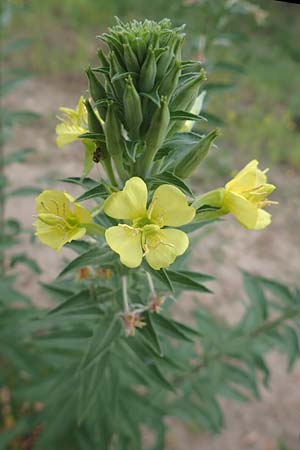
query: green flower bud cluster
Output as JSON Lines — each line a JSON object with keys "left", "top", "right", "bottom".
{"left": 84, "top": 18, "right": 216, "bottom": 180}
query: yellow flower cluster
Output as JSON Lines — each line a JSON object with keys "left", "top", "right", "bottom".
{"left": 34, "top": 156, "right": 276, "bottom": 269}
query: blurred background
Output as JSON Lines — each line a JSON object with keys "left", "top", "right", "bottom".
{"left": 1, "top": 0, "right": 300, "bottom": 448}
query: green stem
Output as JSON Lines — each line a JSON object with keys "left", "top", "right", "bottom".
{"left": 113, "top": 154, "right": 127, "bottom": 182}
{"left": 0, "top": 137, "right": 5, "bottom": 274}
{"left": 102, "top": 156, "right": 118, "bottom": 187}
{"left": 122, "top": 276, "right": 129, "bottom": 313}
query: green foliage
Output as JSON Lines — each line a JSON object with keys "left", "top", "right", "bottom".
{"left": 2, "top": 266, "right": 300, "bottom": 449}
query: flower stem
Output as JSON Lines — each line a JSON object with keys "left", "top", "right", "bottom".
{"left": 122, "top": 276, "right": 130, "bottom": 313}
{"left": 0, "top": 138, "right": 5, "bottom": 274}
{"left": 146, "top": 272, "right": 156, "bottom": 297}
{"left": 102, "top": 156, "right": 118, "bottom": 187}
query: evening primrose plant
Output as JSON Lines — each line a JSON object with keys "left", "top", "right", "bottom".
{"left": 34, "top": 16, "right": 277, "bottom": 332}
{"left": 24, "top": 19, "right": 293, "bottom": 450}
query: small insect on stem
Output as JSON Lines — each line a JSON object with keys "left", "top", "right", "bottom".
{"left": 93, "top": 147, "right": 103, "bottom": 163}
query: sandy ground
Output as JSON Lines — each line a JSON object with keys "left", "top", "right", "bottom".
{"left": 4, "top": 78, "right": 300, "bottom": 450}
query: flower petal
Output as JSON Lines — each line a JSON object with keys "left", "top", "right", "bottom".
{"left": 148, "top": 184, "right": 195, "bottom": 227}
{"left": 73, "top": 203, "right": 93, "bottom": 224}
{"left": 55, "top": 123, "right": 86, "bottom": 148}
{"left": 145, "top": 228, "right": 189, "bottom": 270}
{"left": 105, "top": 225, "right": 143, "bottom": 268}
{"left": 254, "top": 209, "right": 272, "bottom": 230}
{"left": 225, "top": 160, "right": 259, "bottom": 192}
{"left": 104, "top": 177, "right": 148, "bottom": 220}
{"left": 225, "top": 191, "right": 259, "bottom": 229}
{"left": 34, "top": 222, "right": 85, "bottom": 251}
{"left": 35, "top": 190, "right": 72, "bottom": 216}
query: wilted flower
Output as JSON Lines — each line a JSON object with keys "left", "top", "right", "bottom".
{"left": 122, "top": 312, "right": 146, "bottom": 336}
{"left": 104, "top": 177, "right": 195, "bottom": 269}
{"left": 33, "top": 190, "right": 92, "bottom": 250}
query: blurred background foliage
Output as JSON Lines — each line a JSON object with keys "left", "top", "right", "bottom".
{"left": 7, "top": 0, "right": 300, "bottom": 168}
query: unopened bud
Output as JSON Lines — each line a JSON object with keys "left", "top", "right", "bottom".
{"left": 123, "top": 76, "right": 143, "bottom": 139}
{"left": 175, "top": 129, "right": 219, "bottom": 179}
{"left": 139, "top": 46, "right": 157, "bottom": 93}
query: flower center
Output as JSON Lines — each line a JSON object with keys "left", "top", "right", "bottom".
{"left": 132, "top": 216, "right": 153, "bottom": 228}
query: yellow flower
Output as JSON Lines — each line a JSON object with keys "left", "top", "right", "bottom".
{"left": 56, "top": 96, "right": 88, "bottom": 148}
{"left": 104, "top": 177, "right": 195, "bottom": 269}
{"left": 194, "top": 160, "right": 276, "bottom": 230}
{"left": 224, "top": 160, "right": 276, "bottom": 229}
{"left": 33, "top": 190, "right": 93, "bottom": 251}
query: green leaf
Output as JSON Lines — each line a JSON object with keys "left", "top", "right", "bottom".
{"left": 0, "top": 74, "right": 30, "bottom": 96}
{"left": 7, "top": 186, "right": 41, "bottom": 197}
{"left": 214, "top": 61, "right": 245, "bottom": 74}
{"left": 170, "top": 110, "right": 206, "bottom": 122}
{"left": 148, "top": 171, "right": 194, "bottom": 197}
{"left": 205, "top": 82, "right": 235, "bottom": 92}
{"left": 76, "top": 184, "right": 109, "bottom": 202}
{"left": 81, "top": 317, "right": 122, "bottom": 368}
{"left": 256, "top": 275, "right": 294, "bottom": 305}
{"left": 10, "top": 253, "right": 42, "bottom": 274}
{"left": 243, "top": 271, "right": 268, "bottom": 321}
{"left": 151, "top": 313, "right": 195, "bottom": 342}
{"left": 79, "top": 131, "right": 106, "bottom": 142}
{"left": 49, "top": 287, "right": 115, "bottom": 316}
{"left": 138, "top": 312, "right": 163, "bottom": 356}
{"left": 166, "top": 269, "right": 212, "bottom": 293}
{"left": 201, "top": 112, "right": 225, "bottom": 126}
{"left": 4, "top": 147, "right": 35, "bottom": 165}
{"left": 180, "top": 218, "right": 219, "bottom": 233}
{"left": 284, "top": 326, "right": 299, "bottom": 371}
{"left": 59, "top": 176, "right": 98, "bottom": 189}
{"left": 155, "top": 131, "right": 202, "bottom": 161}
{"left": 144, "top": 264, "right": 174, "bottom": 292}
{"left": 58, "top": 246, "right": 117, "bottom": 278}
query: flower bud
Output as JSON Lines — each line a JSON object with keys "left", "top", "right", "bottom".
{"left": 175, "top": 129, "right": 219, "bottom": 179}
{"left": 85, "top": 66, "right": 106, "bottom": 102}
{"left": 84, "top": 99, "right": 104, "bottom": 135}
{"left": 170, "top": 69, "right": 206, "bottom": 112}
{"left": 123, "top": 42, "right": 140, "bottom": 73}
{"left": 109, "top": 51, "right": 126, "bottom": 100}
{"left": 123, "top": 76, "right": 143, "bottom": 139}
{"left": 143, "top": 96, "right": 170, "bottom": 171}
{"left": 139, "top": 46, "right": 157, "bottom": 93}
{"left": 158, "top": 59, "right": 181, "bottom": 99}
{"left": 104, "top": 101, "right": 127, "bottom": 179}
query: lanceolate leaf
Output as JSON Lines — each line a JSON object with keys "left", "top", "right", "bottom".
{"left": 148, "top": 171, "right": 194, "bottom": 197}
{"left": 76, "top": 183, "right": 109, "bottom": 202}
{"left": 57, "top": 246, "right": 117, "bottom": 278}
{"left": 166, "top": 269, "right": 212, "bottom": 293}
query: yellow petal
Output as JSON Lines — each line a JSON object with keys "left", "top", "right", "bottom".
{"left": 104, "top": 177, "right": 148, "bottom": 220}
{"left": 55, "top": 123, "right": 86, "bottom": 148}
{"left": 35, "top": 190, "right": 72, "bottom": 216}
{"left": 34, "top": 222, "right": 85, "bottom": 251}
{"left": 148, "top": 184, "right": 195, "bottom": 227}
{"left": 73, "top": 203, "right": 93, "bottom": 224}
{"left": 105, "top": 225, "right": 143, "bottom": 268}
{"left": 225, "top": 160, "right": 259, "bottom": 192}
{"left": 254, "top": 209, "right": 272, "bottom": 230}
{"left": 145, "top": 228, "right": 189, "bottom": 270}
{"left": 224, "top": 191, "right": 259, "bottom": 229}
